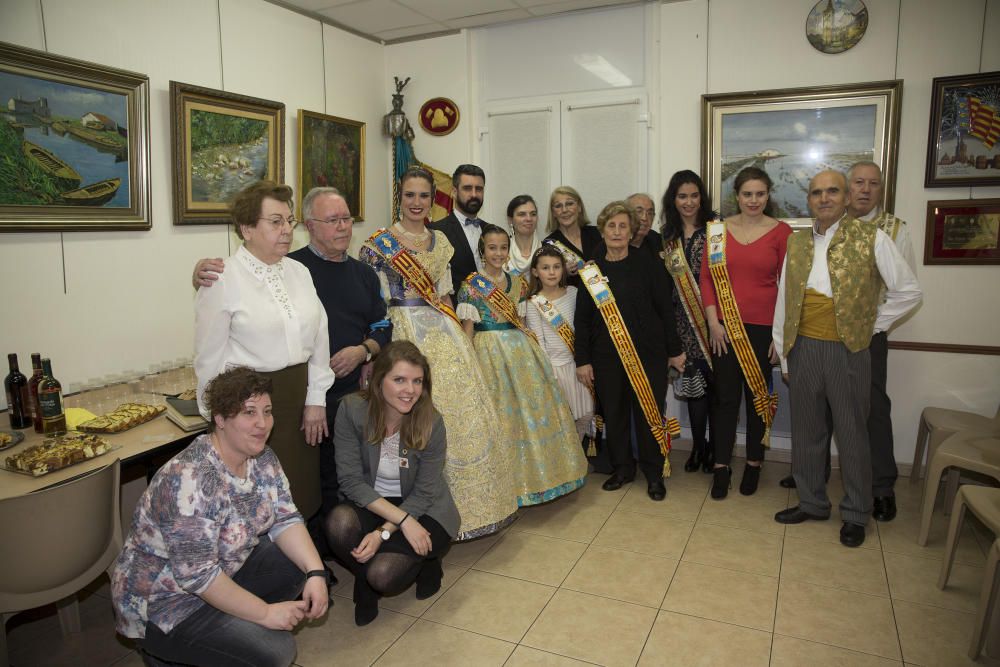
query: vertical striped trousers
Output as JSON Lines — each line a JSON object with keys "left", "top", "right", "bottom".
{"left": 788, "top": 336, "right": 872, "bottom": 525}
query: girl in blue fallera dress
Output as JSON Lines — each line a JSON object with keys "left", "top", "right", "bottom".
{"left": 457, "top": 224, "right": 588, "bottom": 506}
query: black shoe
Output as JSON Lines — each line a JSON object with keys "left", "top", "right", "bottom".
{"left": 647, "top": 480, "right": 667, "bottom": 501}
{"left": 415, "top": 559, "right": 443, "bottom": 600}
{"left": 710, "top": 466, "right": 731, "bottom": 500}
{"left": 873, "top": 496, "right": 897, "bottom": 522}
{"left": 602, "top": 471, "right": 635, "bottom": 491}
{"left": 739, "top": 464, "right": 761, "bottom": 496}
{"left": 353, "top": 577, "right": 380, "bottom": 626}
{"left": 779, "top": 474, "right": 796, "bottom": 489}
{"left": 774, "top": 506, "right": 830, "bottom": 524}
{"left": 684, "top": 446, "right": 702, "bottom": 472}
{"left": 840, "top": 522, "right": 866, "bottom": 548}
{"left": 701, "top": 442, "right": 715, "bottom": 474}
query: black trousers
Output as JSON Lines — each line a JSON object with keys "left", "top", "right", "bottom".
{"left": 711, "top": 323, "right": 773, "bottom": 466}
{"left": 868, "top": 332, "right": 897, "bottom": 496}
{"left": 320, "top": 395, "right": 345, "bottom": 515}
{"left": 593, "top": 352, "right": 668, "bottom": 483}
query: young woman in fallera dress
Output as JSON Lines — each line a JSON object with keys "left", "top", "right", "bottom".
{"left": 358, "top": 166, "right": 517, "bottom": 540}
{"left": 457, "top": 224, "right": 588, "bottom": 506}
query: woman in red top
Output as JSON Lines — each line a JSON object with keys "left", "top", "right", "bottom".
{"left": 700, "top": 167, "right": 792, "bottom": 499}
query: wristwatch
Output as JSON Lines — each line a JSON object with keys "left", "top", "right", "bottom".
{"left": 361, "top": 341, "right": 374, "bottom": 363}
{"left": 378, "top": 528, "right": 392, "bottom": 541}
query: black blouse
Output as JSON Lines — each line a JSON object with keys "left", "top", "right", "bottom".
{"left": 574, "top": 248, "right": 682, "bottom": 367}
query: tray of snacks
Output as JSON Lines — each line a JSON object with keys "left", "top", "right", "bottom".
{"left": 0, "top": 430, "right": 26, "bottom": 451}
{"left": 4, "top": 432, "right": 118, "bottom": 477}
{"left": 77, "top": 402, "right": 167, "bottom": 433}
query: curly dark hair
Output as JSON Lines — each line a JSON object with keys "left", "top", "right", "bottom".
{"left": 203, "top": 367, "right": 273, "bottom": 432}
{"left": 230, "top": 180, "right": 294, "bottom": 240}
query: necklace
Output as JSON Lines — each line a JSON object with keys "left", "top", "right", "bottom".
{"left": 393, "top": 221, "right": 430, "bottom": 241}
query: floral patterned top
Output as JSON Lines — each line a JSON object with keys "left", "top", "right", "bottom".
{"left": 110, "top": 435, "right": 302, "bottom": 638}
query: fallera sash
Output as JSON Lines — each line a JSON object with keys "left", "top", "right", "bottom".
{"left": 368, "top": 228, "right": 461, "bottom": 325}
{"left": 580, "top": 262, "right": 680, "bottom": 476}
{"left": 530, "top": 292, "right": 605, "bottom": 450}
{"left": 544, "top": 239, "right": 585, "bottom": 272}
{"left": 663, "top": 237, "right": 713, "bottom": 369}
{"left": 464, "top": 272, "right": 537, "bottom": 342}
{"left": 706, "top": 221, "right": 777, "bottom": 446}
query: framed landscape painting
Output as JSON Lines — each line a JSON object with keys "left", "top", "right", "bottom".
{"left": 925, "top": 71, "right": 1000, "bottom": 188}
{"left": 297, "top": 109, "right": 364, "bottom": 221}
{"left": 170, "top": 81, "right": 284, "bottom": 225}
{"left": 0, "top": 41, "right": 151, "bottom": 232}
{"left": 702, "top": 80, "right": 902, "bottom": 227}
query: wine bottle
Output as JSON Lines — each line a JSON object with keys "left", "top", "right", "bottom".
{"left": 27, "top": 352, "right": 44, "bottom": 433}
{"left": 4, "top": 353, "right": 31, "bottom": 429}
{"left": 38, "top": 357, "right": 67, "bottom": 435}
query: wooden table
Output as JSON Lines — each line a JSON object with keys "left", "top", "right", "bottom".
{"left": 0, "top": 416, "right": 202, "bottom": 500}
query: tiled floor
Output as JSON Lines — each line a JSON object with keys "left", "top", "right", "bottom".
{"left": 7, "top": 457, "right": 999, "bottom": 667}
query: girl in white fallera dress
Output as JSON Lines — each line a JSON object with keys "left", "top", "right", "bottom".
{"left": 523, "top": 244, "right": 595, "bottom": 440}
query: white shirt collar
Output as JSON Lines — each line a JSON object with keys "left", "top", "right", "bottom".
{"left": 858, "top": 207, "right": 881, "bottom": 222}
{"left": 236, "top": 245, "right": 283, "bottom": 282}
{"left": 813, "top": 213, "right": 847, "bottom": 239}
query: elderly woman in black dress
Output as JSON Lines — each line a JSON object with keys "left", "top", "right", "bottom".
{"left": 574, "top": 201, "right": 686, "bottom": 500}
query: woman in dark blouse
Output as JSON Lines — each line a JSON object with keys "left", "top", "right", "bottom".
{"left": 660, "top": 170, "right": 717, "bottom": 474}
{"left": 575, "top": 201, "right": 686, "bottom": 501}
{"left": 543, "top": 186, "right": 603, "bottom": 280}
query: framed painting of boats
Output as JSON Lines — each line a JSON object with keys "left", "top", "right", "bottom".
{"left": 170, "top": 81, "right": 285, "bottom": 225}
{"left": 925, "top": 71, "right": 1000, "bottom": 188}
{"left": 297, "top": 109, "right": 364, "bottom": 222}
{"left": 0, "top": 41, "right": 151, "bottom": 232}
{"left": 701, "top": 80, "right": 902, "bottom": 227}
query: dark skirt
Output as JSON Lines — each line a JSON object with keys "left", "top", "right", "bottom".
{"left": 261, "top": 363, "right": 320, "bottom": 518}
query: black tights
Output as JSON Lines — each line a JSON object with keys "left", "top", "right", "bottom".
{"left": 687, "top": 394, "right": 711, "bottom": 449}
{"left": 324, "top": 502, "right": 450, "bottom": 608}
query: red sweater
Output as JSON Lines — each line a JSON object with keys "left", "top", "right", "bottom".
{"left": 699, "top": 222, "right": 793, "bottom": 326}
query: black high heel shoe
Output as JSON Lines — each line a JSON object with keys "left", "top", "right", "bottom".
{"left": 684, "top": 443, "right": 702, "bottom": 472}
{"left": 701, "top": 442, "right": 715, "bottom": 474}
{"left": 711, "top": 465, "right": 731, "bottom": 500}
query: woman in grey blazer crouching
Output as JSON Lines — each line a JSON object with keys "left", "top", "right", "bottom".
{"left": 325, "top": 340, "right": 460, "bottom": 626}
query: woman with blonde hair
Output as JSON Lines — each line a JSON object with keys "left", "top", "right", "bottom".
{"left": 543, "top": 186, "right": 603, "bottom": 278}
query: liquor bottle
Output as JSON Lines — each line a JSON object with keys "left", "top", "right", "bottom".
{"left": 27, "top": 353, "right": 44, "bottom": 433}
{"left": 37, "top": 358, "right": 67, "bottom": 434}
{"left": 4, "top": 353, "right": 31, "bottom": 429}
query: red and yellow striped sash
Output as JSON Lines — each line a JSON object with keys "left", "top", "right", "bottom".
{"left": 464, "top": 272, "right": 537, "bottom": 341}
{"left": 367, "top": 228, "right": 461, "bottom": 325}
{"left": 663, "top": 237, "right": 713, "bottom": 368}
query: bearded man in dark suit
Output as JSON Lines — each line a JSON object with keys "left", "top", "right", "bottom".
{"left": 429, "top": 164, "right": 488, "bottom": 292}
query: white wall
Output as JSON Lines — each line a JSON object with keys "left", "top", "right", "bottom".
{"left": 0, "top": 0, "right": 389, "bottom": 396}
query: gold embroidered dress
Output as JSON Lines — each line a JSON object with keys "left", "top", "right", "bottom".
{"left": 457, "top": 273, "right": 588, "bottom": 506}
{"left": 360, "top": 230, "right": 518, "bottom": 540}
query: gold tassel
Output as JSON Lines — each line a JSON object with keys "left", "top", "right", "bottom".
{"left": 586, "top": 437, "right": 597, "bottom": 457}
{"left": 662, "top": 457, "right": 671, "bottom": 478}
{"left": 762, "top": 424, "right": 771, "bottom": 449}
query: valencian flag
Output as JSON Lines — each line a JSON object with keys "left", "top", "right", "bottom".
{"left": 967, "top": 96, "right": 1000, "bottom": 149}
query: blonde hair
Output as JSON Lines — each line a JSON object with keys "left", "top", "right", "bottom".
{"left": 546, "top": 186, "right": 592, "bottom": 233}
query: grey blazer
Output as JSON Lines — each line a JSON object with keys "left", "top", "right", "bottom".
{"left": 334, "top": 394, "right": 461, "bottom": 538}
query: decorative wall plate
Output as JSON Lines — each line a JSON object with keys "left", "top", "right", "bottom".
{"left": 805, "top": 0, "right": 868, "bottom": 55}
{"left": 418, "top": 97, "right": 460, "bottom": 136}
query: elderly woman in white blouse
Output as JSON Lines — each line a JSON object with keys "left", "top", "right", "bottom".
{"left": 195, "top": 180, "right": 335, "bottom": 519}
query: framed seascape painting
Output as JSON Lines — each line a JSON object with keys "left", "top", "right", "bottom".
{"left": 170, "top": 81, "right": 284, "bottom": 225}
{"left": 297, "top": 109, "right": 364, "bottom": 221}
{"left": 925, "top": 71, "right": 1000, "bottom": 188}
{"left": 924, "top": 198, "right": 1000, "bottom": 265}
{"left": 702, "top": 80, "right": 902, "bottom": 227}
{"left": 0, "top": 41, "right": 151, "bottom": 232}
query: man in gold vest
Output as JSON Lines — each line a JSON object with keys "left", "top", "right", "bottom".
{"left": 777, "top": 162, "right": 916, "bottom": 524}
{"left": 772, "top": 170, "right": 920, "bottom": 547}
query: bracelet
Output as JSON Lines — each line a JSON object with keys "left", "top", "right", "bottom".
{"left": 305, "top": 569, "right": 330, "bottom": 583}
{"left": 397, "top": 512, "right": 410, "bottom": 527}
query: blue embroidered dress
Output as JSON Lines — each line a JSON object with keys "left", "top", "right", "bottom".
{"left": 457, "top": 272, "right": 588, "bottom": 505}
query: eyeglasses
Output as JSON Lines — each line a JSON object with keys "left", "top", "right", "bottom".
{"left": 552, "top": 201, "right": 577, "bottom": 211}
{"left": 307, "top": 216, "right": 354, "bottom": 226}
{"left": 258, "top": 216, "right": 298, "bottom": 229}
